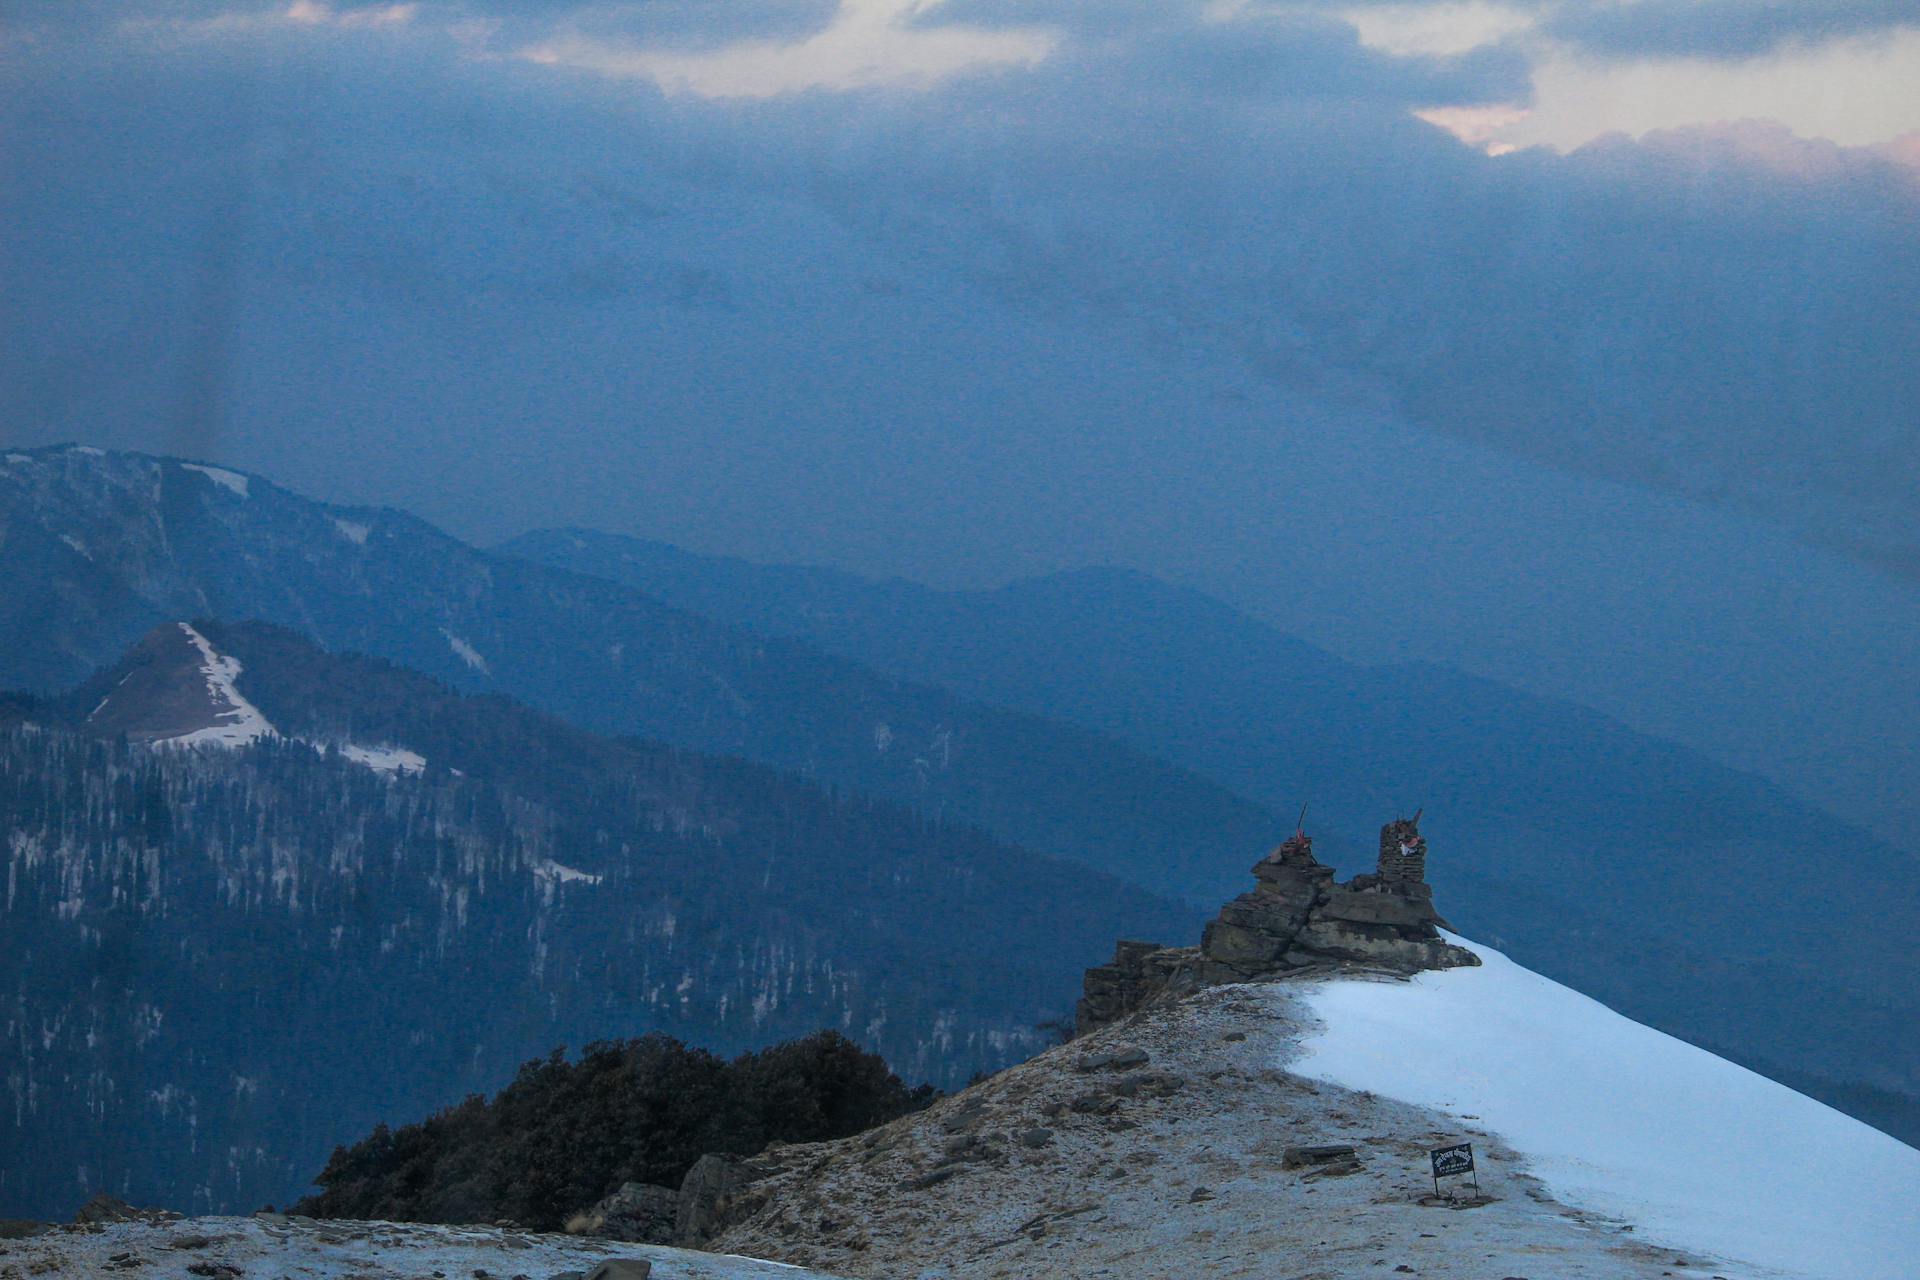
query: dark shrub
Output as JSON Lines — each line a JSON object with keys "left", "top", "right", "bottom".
{"left": 296, "top": 1031, "right": 932, "bottom": 1229}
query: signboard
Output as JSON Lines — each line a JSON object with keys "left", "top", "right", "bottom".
{"left": 1428, "top": 1142, "right": 1479, "bottom": 1197}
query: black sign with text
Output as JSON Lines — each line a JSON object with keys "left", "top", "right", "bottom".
{"left": 1430, "top": 1143, "right": 1475, "bottom": 1178}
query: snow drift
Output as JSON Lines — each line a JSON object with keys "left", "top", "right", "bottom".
{"left": 1292, "top": 933, "right": 1920, "bottom": 1280}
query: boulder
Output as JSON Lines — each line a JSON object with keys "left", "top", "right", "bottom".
{"left": 584, "top": 1263, "right": 653, "bottom": 1280}
{"left": 567, "top": 1182, "right": 677, "bottom": 1244}
{"left": 1282, "top": 1143, "right": 1358, "bottom": 1168}
{"left": 1075, "top": 945, "right": 1203, "bottom": 1036}
{"left": 674, "top": 1153, "right": 748, "bottom": 1247}
{"left": 73, "top": 1194, "right": 168, "bottom": 1225}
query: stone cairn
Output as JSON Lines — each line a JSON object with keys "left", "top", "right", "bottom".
{"left": 1076, "top": 813, "right": 1477, "bottom": 1035}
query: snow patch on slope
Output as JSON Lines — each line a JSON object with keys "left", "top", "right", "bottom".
{"left": 441, "top": 628, "right": 491, "bottom": 674}
{"left": 139, "top": 627, "right": 429, "bottom": 776}
{"left": 1290, "top": 932, "right": 1920, "bottom": 1280}
{"left": 166, "top": 624, "right": 278, "bottom": 748}
{"left": 180, "top": 463, "right": 250, "bottom": 497}
{"left": 532, "top": 858, "right": 603, "bottom": 886}
{"left": 340, "top": 743, "right": 427, "bottom": 775}
{"left": 332, "top": 517, "right": 370, "bottom": 545}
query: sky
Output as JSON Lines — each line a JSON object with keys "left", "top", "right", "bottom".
{"left": 2, "top": 0, "right": 1917, "bottom": 840}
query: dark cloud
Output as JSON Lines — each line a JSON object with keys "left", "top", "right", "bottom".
{"left": 3, "top": 0, "right": 1919, "bottom": 843}
{"left": 452, "top": 0, "right": 840, "bottom": 50}
{"left": 0, "top": 0, "right": 840, "bottom": 51}
{"left": 922, "top": 0, "right": 1530, "bottom": 107}
{"left": 1067, "top": 11, "right": 1531, "bottom": 107}
{"left": 1543, "top": 0, "right": 1920, "bottom": 62}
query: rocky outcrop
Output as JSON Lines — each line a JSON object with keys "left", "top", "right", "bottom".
{"left": 1078, "top": 818, "right": 1476, "bottom": 1034}
{"left": 1201, "top": 821, "right": 1475, "bottom": 982}
{"left": 1074, "top": 941, "right": 1204, "bottom": 1035}
{"left": 675, "top": 1153, "right": 755, "bottom": 1247}
{"left": 566, "top": 1182, "right": 678, "bottom": 1244}
{"left": 698, "top": 982, "right": 1693, "bottom": 1280}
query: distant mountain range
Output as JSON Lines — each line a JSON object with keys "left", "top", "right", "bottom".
{"left": 0, "top": 618, "right": 1193, "bottom": 1218}
{"left": 500, "top": 528, "right": 1920, "bottom": 1112}
{"left": 3, "top": 444, "right": 1914, "bottom": 1156}
{"left": 0, "top": 445, "right": 1276, "bottom": 905}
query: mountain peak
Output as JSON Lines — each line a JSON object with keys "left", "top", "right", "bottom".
{"left": 83, "top": 622, "right": 277, "bottom": 749}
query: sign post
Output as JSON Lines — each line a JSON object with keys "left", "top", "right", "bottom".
{"left": 1428, "top": 1142, "right": 1478, "bottom": 1198}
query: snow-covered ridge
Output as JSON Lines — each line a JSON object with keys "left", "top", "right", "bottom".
{"left": 179, "top": 463, "right": 250, "bottom": 497}
{"left": 1290, "top": 932, "right": 1920, "bottom": 1280}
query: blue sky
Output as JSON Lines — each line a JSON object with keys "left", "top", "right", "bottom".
{"left": 3, "top": 0, "right": 1917, "bottom": 841}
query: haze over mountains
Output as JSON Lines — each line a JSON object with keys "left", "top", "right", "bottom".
{"left": 503, "top": 527, "right": 1920, "bottom": 1107}
{"left": 0, "top": 445, "right": 1275, "bottom": 903}
{"left": 10, "top": 14, "right": 1916, "bottom": 853}
{"left": 3, "top": 4, "right": 1913, "bottom": 1270}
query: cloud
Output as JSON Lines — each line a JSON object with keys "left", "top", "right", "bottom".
{"left": 6, "top": 0, "right": 1920, "bottom": 846}
{"left": 1542, "top": 0, "right": 1920, "bottom": 62}
{"left": 0, "top": 0, "right": 844, "bottom": 52}
{"left": 6, "top": 0, "right": 1915, "bottom": 586}
{"left": 1341, "top": 1, "right": 1541, "bottom": 58}
{"left": 520, "top": 0, "right": 1054, "bottom": 97}
{"left": 920, "top": 0, "right": 1533, "bottom": 106}
{"left": 461, "top": 0, "right": 843, "bottom": 51}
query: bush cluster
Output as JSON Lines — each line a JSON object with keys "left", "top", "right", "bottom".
{"left": 294, "top": 1030, "right": 934, "bottom": 1229}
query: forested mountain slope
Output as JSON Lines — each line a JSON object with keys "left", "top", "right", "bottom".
{"left": 0, "top": 622, "right": 1194, "bottom": 1219}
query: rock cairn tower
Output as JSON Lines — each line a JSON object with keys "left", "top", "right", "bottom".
{"left": 1077, "top": 813, "right": 1477, "bottom": 1034}
{"left": 1376, "top": 812, "right": 1427, "bottom": 886}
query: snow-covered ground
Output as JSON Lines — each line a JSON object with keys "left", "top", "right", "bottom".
{"left": 125, "top": 626, "right": 435, "bottom": 777}
{"left": 0, "top": 1214, "right": 839, "bottom": 1279}
{"left": 714, "top": 981, "right": 1712, "bottom": 1279}
{"left": 442, "top": 628, "right": 492, "bottom": 674}
{"left": 1292, "top": 933, "right": 1920, "bottom": 1280}
{"left": 533, "top": 857, "right": 605, "bottom": 886}
{"left": 339, "top": 743, "right": 428, "bottom": 774}
{"left": 168, "top": 624, "right": 279, "bottom": 749}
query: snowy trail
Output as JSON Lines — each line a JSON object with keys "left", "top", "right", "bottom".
{"left": 1290, "top": 933, "right": 1920, "bottom": 1280}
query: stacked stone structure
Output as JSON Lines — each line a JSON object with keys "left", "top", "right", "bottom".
{"left": 1076, "top": 814, "right": 1476, "bottom": 1035}
{"left": 1376, "top": 812, "right": 1427, "bottom": 886}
